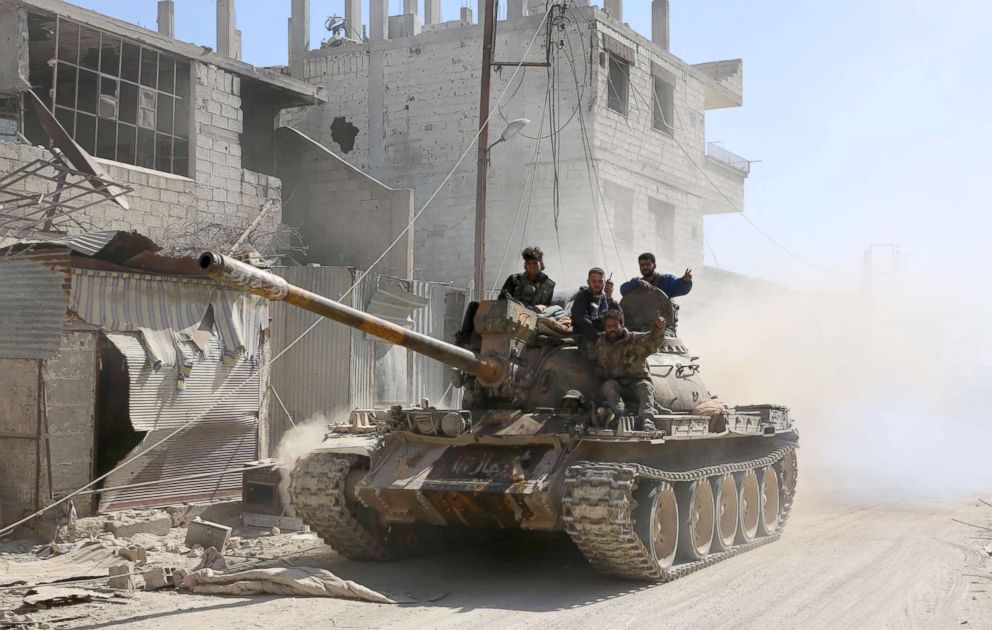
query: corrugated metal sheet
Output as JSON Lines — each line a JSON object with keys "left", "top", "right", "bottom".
{"left": 366, "top": 284, "right": 429, "bottom": 331}
{"left": 100, "top": 418, "right": 256, "bottom": 511}
{"left": 350, "top": 269, "right": 377, "bottom": 410}
{"left": 100, "top": 331, "right": 260, "bottom": 510}
{"left": 267, "top": 267, "right": 356, "bottom": 450}
{"left": 410, "top": 282, "right": 466, "bottom": 409}
{"left": 266, "top": 268, "right": 469, "bottom": 451}
{"left": 0, "top": 248, "right": 71, "bottom": 358}
{"left": 105, "top": 332, "right": 259, "bottom": 432}
{"left": 43, "top": 231, "right": 118, "bottom": 256}
{"left": 72, "top": 269, "right": 268, "bottom": 361}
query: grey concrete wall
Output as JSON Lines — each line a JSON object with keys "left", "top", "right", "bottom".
{"left": 0, "top": 4, "right": 29, "bottom": 96}
{"left": 276, "top": 126, "right": 414, "bottom": 278}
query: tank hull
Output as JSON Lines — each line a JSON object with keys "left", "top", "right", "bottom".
{"left": 290, "top": 412, "right": 798, "bottom": 581}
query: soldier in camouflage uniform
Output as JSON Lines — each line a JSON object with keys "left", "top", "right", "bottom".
{"left": 498, "top": 246, "right": 556, "bottom": 312}
{"left": 595, "top": 308, "right": 666, "bottom": 432}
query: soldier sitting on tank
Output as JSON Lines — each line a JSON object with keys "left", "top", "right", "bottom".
{"left": 497, "top": 246, "right": 557, "bottom": 313}
{"left": 620, "top": 253, "right": 693, "bottom": 299}
{"left": 570, "top": 267, "right": 618, "bottom": 339}
{"left": 596, "top": 308, "right": 667, "bottom": 432}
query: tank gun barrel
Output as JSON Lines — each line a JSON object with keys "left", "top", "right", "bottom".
{"left": 199, "top": 252, "right": 502, "bottom": 383}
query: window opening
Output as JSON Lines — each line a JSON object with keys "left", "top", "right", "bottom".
{"left": 650, "top": 198, "right": 676, "bottom": 257}
{"left": 607, "top": 55, "right": 629, "bottom": 115}
{"left": 652, "top": 77, "right": 675, "bottom": 136}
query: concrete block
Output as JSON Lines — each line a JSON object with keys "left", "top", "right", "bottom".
{"left": 184, "top": 518, "right": 231, "bottom": 550}
{"left": 142, "top": 566, "right": 176, "bottom": 590}
{"left": 106, "top": 513, "right": 172, "bottom": 538}
{"left": 108, "top": 564, "right": 134, "bottom": 590}
{"left": 117, "top": 545, "right": 147, "bottom": 566}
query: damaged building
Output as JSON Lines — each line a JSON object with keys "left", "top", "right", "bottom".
{"left": 0, "top": 231, "right": 269, "bottom": 524}
{"left": 281, "top": 0, "right": 752, "bottom": 292}
{"left": 0, "top": 0, "right": 459, "bottom": 532}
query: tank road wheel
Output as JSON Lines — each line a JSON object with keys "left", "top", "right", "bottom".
{"left": 710, "top": 473, "right": 739, "bottom": 552}
{"left": 289, "top": 452, "right": 417, "bottom": 560}
{"left": 632, "top": 481, "right": 680, "bottom": 571}
{"left": 757, "top": 466, "right": 781, "bottom": 536}
{"left": 736, "top": 469, "right": 760, "bottom": 544}
{"left": 675, "top": 480, "right": 714, "bottom": 561}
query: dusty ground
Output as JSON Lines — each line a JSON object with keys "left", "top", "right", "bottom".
{"left": 2, "top": 479, "right": 989, "bottom": 630}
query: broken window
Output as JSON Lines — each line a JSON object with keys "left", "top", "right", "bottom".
{"left": 25, "top": 13, "right": 191, "bottom": 176}
{"left": 607, "top": 55, "right": 629, "bottom": 115}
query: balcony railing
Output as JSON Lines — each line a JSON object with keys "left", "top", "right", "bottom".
{"left": 706, "top": 142, "right": 750, "bottom": 176}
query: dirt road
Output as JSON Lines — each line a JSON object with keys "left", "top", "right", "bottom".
{"left": 56, "top": 481, "right": 990, "bottom": 630}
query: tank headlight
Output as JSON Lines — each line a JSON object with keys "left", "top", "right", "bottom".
{"left": 413, "top": 414, "right": 436, "bottom": 435}
{"left": 440, "top": 412, "right": 468, "bottom": 437}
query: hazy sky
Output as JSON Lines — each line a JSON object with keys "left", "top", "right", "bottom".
{"left": 68, "top": 0, "right": 992, "bottom": 287}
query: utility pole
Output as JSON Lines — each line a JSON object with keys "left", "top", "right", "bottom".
{"left": 474, "top": 0, "right": 497, "bottom": 298}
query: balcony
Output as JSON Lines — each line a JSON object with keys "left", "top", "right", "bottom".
{"left": 706, "top": 142, "right": 751, "bottom": 175}
{"left": 701, "top": 143, "right": 749, "bottom": 215}
{"left": 692, "top": 59, "right": 743, "bottom": 110}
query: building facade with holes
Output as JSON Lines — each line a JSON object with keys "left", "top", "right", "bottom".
{"left": 281, "top": 0, "right": 751, "bottom": 297}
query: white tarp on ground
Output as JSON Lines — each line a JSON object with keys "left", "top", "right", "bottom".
{"left": 179, "top": 567, "right": 396, "bottom": 603}
{"left": 0, "top": 542, "right": 118, "bottom": 587}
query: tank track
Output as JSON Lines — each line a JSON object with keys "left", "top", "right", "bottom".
{"left": 289, "top": 452, "right": 394, "bottom": 560}
{"left": 562, "top": 443, "right": 798, "bottom": 581}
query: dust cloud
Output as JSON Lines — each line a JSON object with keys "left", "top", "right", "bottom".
{"left": 684, "top": 272, "right": 992, "bottom": 504}
{"left": 274, "top": 415, "right": 329, "bottom": 515}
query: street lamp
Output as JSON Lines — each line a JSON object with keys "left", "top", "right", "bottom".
{"left": 488, "top": 118, "right": 531, "bottom": 150}
{"left": 474, "top": 117, "right": 531, "bottom": 297}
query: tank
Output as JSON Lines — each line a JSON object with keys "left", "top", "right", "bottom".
{"left": 200, "top": 253, "right": 799, "bottom": 581}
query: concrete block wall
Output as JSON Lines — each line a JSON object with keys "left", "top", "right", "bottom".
{"left": 590, "top": 18, "right": 710, "bottom": 276}
{"left": 283, "top": 6, "right": 740, "bottom": 290}
{"left": 42, "top": 330, "right": 97, "bottom": 511}
{"left": 192, "top": 63, "right": 282, "bottom": 240}
{"left": 0, "top": 356, "right": 41, "bottom": 526}
{"left": 0, "top": 141, "right": 280, "bottom": 250}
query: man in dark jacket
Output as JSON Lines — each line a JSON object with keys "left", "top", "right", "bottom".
{"left": 498, "top": 246, "right": 556, "bottom": 312}
{"left": 595, "top": 308, "right": 667, "bottom": 431}
{"left": 570, "top": 267, "right": 618, "bottom": 338}
{"left": 619, "top": 252, "right": 693, "bottom": 298}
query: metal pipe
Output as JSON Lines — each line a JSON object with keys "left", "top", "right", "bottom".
{"left": 199, "top": 253, "right": 503, "bottom": 383}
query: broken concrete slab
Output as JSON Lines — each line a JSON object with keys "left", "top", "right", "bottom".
{"left": 185, "top": 519, "right": 231, "bottom": 551}
{"left": 105, "top": 512, "right": 172, "bottom": 538}
{"left": 22, "top": 586, "right": 113, "bottom": 609}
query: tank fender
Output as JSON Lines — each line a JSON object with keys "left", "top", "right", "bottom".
{"left": 311, "top": 435, "right": 383, "bottom": 458}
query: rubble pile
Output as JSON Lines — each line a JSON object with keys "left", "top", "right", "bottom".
{"left": 0, "top": 505, "right": 395, "bottom": 626}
